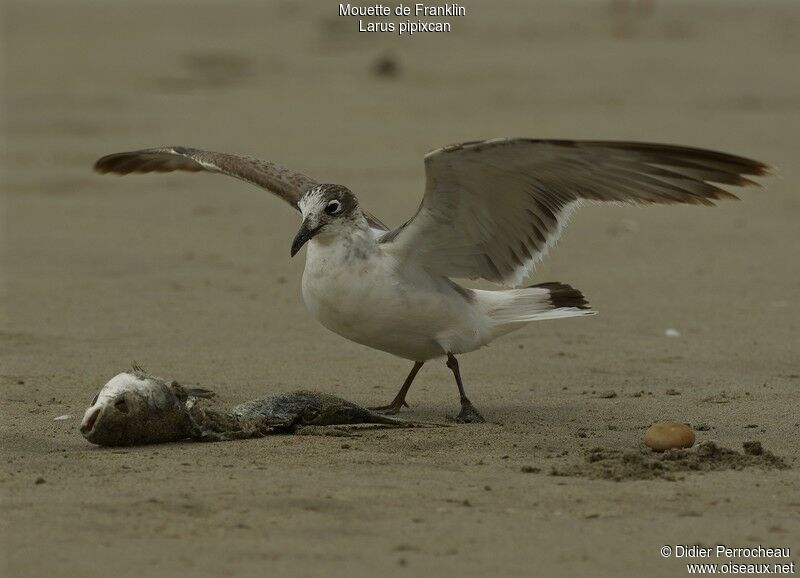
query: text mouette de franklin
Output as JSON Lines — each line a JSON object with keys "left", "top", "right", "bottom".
{"left": 339, "top": 3, "right": 466, "bottom": 35}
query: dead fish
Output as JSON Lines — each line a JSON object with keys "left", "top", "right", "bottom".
{"left": 233, "top": 391, "right": 409, "bottom": 429}
{"left": 81, "top": 367, "right": 419, "bottom": 446}
{"left": 80, "top": 367, "right": 213, "bottom": 446}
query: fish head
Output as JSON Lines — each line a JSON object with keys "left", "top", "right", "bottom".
{"left": 80, "top": 370, "right": 200, "bottom": 446}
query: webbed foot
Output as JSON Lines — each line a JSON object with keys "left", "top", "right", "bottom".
{"left": 368, "top": 400, "right": 409, "bottom": 415}
{"left": 455, "top": 400, "right": 486, "bottom": 424}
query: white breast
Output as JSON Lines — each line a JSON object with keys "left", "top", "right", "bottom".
{"left": 300, "top": 231, "right": 485, "bottom": 361}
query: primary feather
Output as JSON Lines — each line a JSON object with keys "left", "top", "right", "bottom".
{"left": 381, "top": 139, "right": 770, "bottom": 286}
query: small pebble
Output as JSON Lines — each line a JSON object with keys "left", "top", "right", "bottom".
{"left": 664, "top": 328, "right": 681, "bottom": 338}
{"left": 644, "top": 421, "right": 695, "bottom": 451}
{"left": 35, "top": 477, "right": 46, "bottom": 485}
{"left": 53, "top": 414, "right": 72, "bottom": 421}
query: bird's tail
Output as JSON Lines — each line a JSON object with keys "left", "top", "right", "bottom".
{"left": 478, "top": 282, "right": 596, "bottom": 337}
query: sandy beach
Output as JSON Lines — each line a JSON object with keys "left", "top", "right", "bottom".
{"left": 2, "top": 1, "right": 798, "bottom": 576}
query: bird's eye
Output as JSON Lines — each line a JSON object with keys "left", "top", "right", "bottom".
{"left": 325, "top": 200, "right": 342, "bottom": 215}
{"left": 114, "top": 398, "right": 129, "bottom": 414}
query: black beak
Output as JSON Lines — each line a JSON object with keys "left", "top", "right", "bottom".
{"left": 290, "top": 221, "right": 320, "bottom": 257}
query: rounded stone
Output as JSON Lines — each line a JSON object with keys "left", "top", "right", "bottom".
{"left": 644, "top": 421, "right": 696, "bottom": 451}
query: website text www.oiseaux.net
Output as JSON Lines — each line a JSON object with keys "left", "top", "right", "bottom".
{"left": 660, "top": 545, "right": 795, "bottom": 575}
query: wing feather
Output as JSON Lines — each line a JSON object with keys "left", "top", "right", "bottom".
{"left": 381, "top": 139, "right": 771, "bottom": 286}
{"left": 94, "top": 146, "right": 319, "bottom": 209}
{"left": 94, "top": 146, "right": 388, "bottom": 229}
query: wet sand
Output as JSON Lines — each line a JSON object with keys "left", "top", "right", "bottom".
{"left": 2, "top": 1, "right": 799, "bottom": 576}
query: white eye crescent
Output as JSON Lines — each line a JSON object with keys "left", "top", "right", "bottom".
{"left": 325, "top": 200, "right": 342, "bottom": 215}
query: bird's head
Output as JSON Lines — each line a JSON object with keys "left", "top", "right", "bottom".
{"left": 291, "top": 184, "right": 362, "bottom": 256}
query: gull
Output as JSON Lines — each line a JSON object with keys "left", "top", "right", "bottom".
{"left": 95, "top": 139, "right": 769, "bottom": 422}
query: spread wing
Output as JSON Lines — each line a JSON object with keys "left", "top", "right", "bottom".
{"left": 95, "top": 146, "right": 318, "bottom": 208}
{"left": 381, "top": 139, "right": 771, "bottom": 286}
{"left": 94, "top": 146, "right": 389, "bottom": 230}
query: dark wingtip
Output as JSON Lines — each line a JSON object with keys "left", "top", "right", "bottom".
{"left": 94, "top": 147, "right": 195, "bottom": 176}
{"left": 531, "top": 282, "right": 591, "bottom": 310}
{"left": 760, "top": 163, "right": 779, "bottom": 178}
{"left": 737, "top": 159, "right": 774, "bottom": 181}
{"left": 93, "top": 155, "right": 113, "bottom": 174}
{"left": 94, "top": 152, "right": 134, "bottom": 175}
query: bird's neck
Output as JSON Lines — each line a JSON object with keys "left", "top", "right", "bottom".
{"left": 307, "top": 218, "right": 379, "bottom": 265}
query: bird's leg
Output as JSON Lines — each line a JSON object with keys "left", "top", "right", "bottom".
{"left": 369, "top": 361, "right": 424, "bottom": 414}
{"left": 446, "top": 353, "right": 486, "bottom": 423}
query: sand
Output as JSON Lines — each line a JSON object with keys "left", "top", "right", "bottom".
{"left": 1, "top": 1, "right": 799, "bottom": 576}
